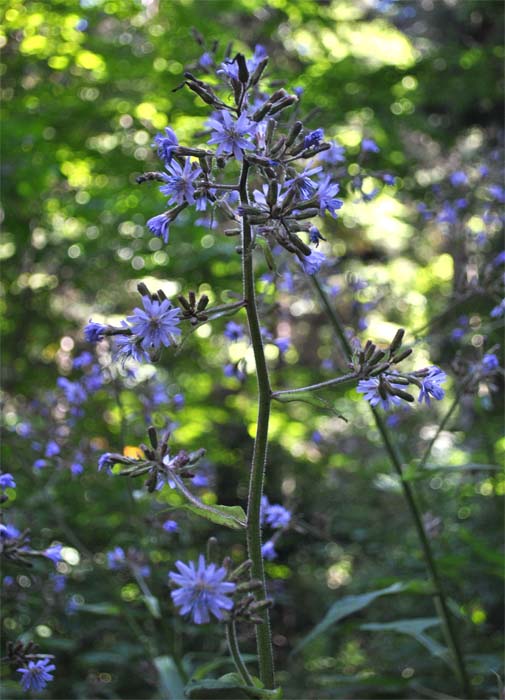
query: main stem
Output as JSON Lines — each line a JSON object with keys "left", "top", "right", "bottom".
{"left": 239, "top": 160, "right": 275, "bottom": 688}
{"left": 311, "top": 275, "right": 471, "bottom": 698}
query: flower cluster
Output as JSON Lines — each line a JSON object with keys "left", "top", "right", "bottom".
{"left": 5, "top": 641, "right": 55, "bottom": 692}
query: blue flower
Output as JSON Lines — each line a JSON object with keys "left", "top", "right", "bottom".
{"left": 418, "top": 366, "right": 446, "bottom": 405}
{"left": 127, "top": 297, "right": 181, "bottom": 351}
{"left": 261, "top": 540, "right": 277, "bottom": 560}
{"left": 73, "top": 351, "right": 93, "bottom": 369}
{"left": 319, "top": 141, "right": 345, "bottom": 164}
{"left": 299, "top": 250, "right": 327, "bottom": 275}
{"left": 274, "top": 337, "right": 291, "bottom": 354}
{"left": 192, "top": 473, "right": 209, "bottom": 488}
{"left": 159, "top": 159, "right": 202, "bottom": 206}
{"left": 70, "top": 461, "right": 84, "bottom": 476}
{"left": 147, "top": 213, "right": 170, "bottom": 244}
{"left": 382, "top": 173, "right": 396, "bottom": 185}
{"left": 162, "top": 519, "right": 179, "bottom": 533}
{"left": 45, "top": 440, "right": 60, "bottom": 458}
{"left": 450, "top": 171, "right": 467, "bottom": 187}
{"left": 493, "top": 251, "right": 505, "bottom": 266}
{"left": 107, "top": 546, "right": 126, "bottom": 570}
{"left": 361, "top": 138, "right": 379, "bottom": 153}
{"left": 309, "top": 225, "right": 325, "bottom": 246}
{"left": 113, "top": 330, "right": 149, "bottom": 364}
{"left": 207, "top": 111, "right": 256, "bottom": 161}
{"left": 490, "top": 299, "right": 505, "bottom": 318}
{"left": 317, "top": 176, "right": 344, "bottom": 218}
{"left": 488, "top": 184, "right": 505, "bottom": 203}
{"left": 33, "top": 459, "right": 48, "bottom": 469}
{"left": 0, "top": 523, "right": 20, "bottom": 539}
{"left": 264, "top": 504, "right": 291, "bottom": 529}
{"left": 57, "top": 377, "right": 87, "bottom": 405}
{"left": 303, "top": 128, "right": 324, "bottom": 149}
{"left": 199, "top": 51, "right": 214, "bottom": 68}
{"left": 84, "top": 321, "right": 108, "bottom": 342}
{"left": 169, "top": 554, "right": 236, "bottom": 624}
{"left": 17, "top": 658, "right": 55, "bottom": 692}
{"left": 0, "top": 473, "right": 16, "bottom": 490}
{"left": 98, "top": 452, "right": 116, "bottom": 472}
{"left": 481, "top": 353, "right": 499, "bottom": 372}
{"left": 152, "top": 127, "right": 178, "bottom": 166}
{"left": 285, "top": 166, "right": 322, "bottom": 200}
{"left": 43, "top": 544, "right": 63, "bottom": 565}
{"left": 224, "top": 321, "right": 245, "bottom": 342}
{"left": 356, "top": 377, "right": 405, "bottom": 411}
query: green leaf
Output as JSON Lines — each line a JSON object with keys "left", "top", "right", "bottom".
{"left": 361, "top": 618, "right": 450, "bottom": 665}
{"left": 154, "top": 656, "right": 186, "bottom": 700}
{"left": 292, "top": 582, "right": 406, "bottom": 654}
{"left": 185, "top": 674, "right": 282, "bottom": 699}
{"left": 179, "top": 503, "right": 247, "bottom": 530}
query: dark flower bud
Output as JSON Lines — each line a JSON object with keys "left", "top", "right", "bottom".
{"left": 265, "top": 118, "right": 276, "bottom": 146}
{"left": 137, "top": 282, "right": 150, "bottom": 297}
{"left": 197, "top": 294, "right": 209, "bottom": 311}
{"left": 391, "top": 347, "right": 413, "bottom": 364}
{"left": 148, "top": 426, "right": 158, "bottom": 449}
{"left": 369, "top": 349, "right": 386, "bottom": 366}
{"left": 267, "top": 181, "right": 278, "bottom": 208}
{"left": 268, "top": 95, "right": 298, "bottom": 116}
{"left": 389, "top": 328, "right": 405, "bottom": 354}
{"left": 249, "top": 57, "right": 268, "bottom": 86}
{"left": 236, "top": 53, "right": 249, "bottom": 84}
{"left": 369, "top": 361, "right": 391, "bottom": 376}
{"left": 285, "top": 121, "right": 303, "bottom": 148}
{"left": 135, "top": 171, "right": 167, "bottom": 184}
{"left": 387, "top": 385, "right": 415, "bottom": 402}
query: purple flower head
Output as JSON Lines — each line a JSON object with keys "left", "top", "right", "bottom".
{"left": 169, "top": 554, "right": 236, "bottom": 624}
{"left": 361, "top": 138, "right": 380, "bottom": 153}
{"left": 127, "top": 297, "right": 181, "bottom": 351}
{"left": 17, "top": 658, "right": 55, "bottom": 692}
{"left": 418, "top": 366, "right": 447, "bottom": 405}
{"left": 159, "top": 158, "right": 202, "bottom": 206}
{"left": 0, "top": 473, "right": 16, "bottom": 490}
{"left": 152, "top": 127, "right": 178, "bottom": 166}
{"left": 147, "top": 213, "right": 170, "bottom": 244}
{"left": 438, "top": 202, "right": 458, "bottom": 225}
{"left": 98, "top": 452, "right": 116, "bottom": 472}
{"left": 199, "top": 51, "right": 214, "bottom": 68}
{"left": 45, "top": 440, "right": 60, "bottom": 458}
{"left": 0, "top": 523, "right": 21, "bottom": 539}
{"left": 192, "top": 473, "right": 209, "bottom": 488}
{"left": 493, "top": 251, "right": 505, "bottom": 266}
{"left": 312, "top": 430, "right": 323, "bottom": 444}
{"left": 356, "top": 377, "right": 405, "bottom": 411}
{"left": 51, "top": 573, "right": 67, "bottom": 593}
{"left": 113, "top": 330, "right": 149, "bottom": 364}
{"left": 57, "top": 377, "right": 87, "bottom": 405}
{"left": 285, "top": 166, "right": 322, "bottom": 200}
{"left": 261, "top": 540, "right": 277, "bottom": 560}
{"left": 450, "top": 171, "right": 468, "bottom": 187}
{"left": 207, "top": 111, "right": 256, "bottom": 161}
{"left": 70, "top": 461, "right": 84, "bottom": 476}
{"left": 382, "top": 173, "right": 396, "bottom": 185}
{"left": 83, "top": 365, "right": 103, "bottom": 393}
{"left": 317, "top": 176, "right": 344, "bottom": 218}
{"left": 224, "top": 321, "right": 245, "bottom": 342}
{"left": 162, "top": 519, "right": 179, "bottom": 533}
{"left": 43, "top": 544, "right": 63, "bottom": 565}
{"left": 488, "top": 184, "right": 505, "bottom": 203}
{"left": 33, "top": 459, "right": 48, "bottom": 470}
{"left": 172, "top": 393, "right": 185, "bottom": 410}
{"left": 319, "top": 141, "right": 345, "bottom": 164}
{"left": 264, "top": 504, "right": 292, "bottom": 529}
{"left": 84, "top": 320, "right": 108, "bottom": 342}
{"left": 303, "top": 128, "right": 324, "bottom": 149}
{"left": 490, "top": 299, "right": 505, "bottom": 318}
{"left": 224, "top": 363, "right": 246, "bottom": 381}
{"left": 107, "top": 546, "right": 126, "bottom": 570}
{"left": 73, "top": 351, "right": 93, "bottom": 369}
{"left": 299, "top": 250, "right": 327, "bottom": 275}
{"left": 481, "top": 353, "right": 499, "bottom": 373}
{"left": 274, "top": 337, "right": 291, "bottom": 354}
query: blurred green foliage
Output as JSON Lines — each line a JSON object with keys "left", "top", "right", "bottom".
{"left": 1, "top": 0, "right": 503, "bottom": 698}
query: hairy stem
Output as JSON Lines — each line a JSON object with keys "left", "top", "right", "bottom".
{"left": 311, "top": 275, "right": 471, "bottom": 698}
{"left": 272, "top": 372, "right": 359, "bottom": 398}
{"left": 226, "top": 621, "right": 254, "bottom": 687}
{"left": 239, "top": 160, "right": 275, "bottom": 688}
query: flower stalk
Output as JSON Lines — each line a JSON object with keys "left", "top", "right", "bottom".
{"left": 239, "top": 159, "right": 275, "bottom": 689}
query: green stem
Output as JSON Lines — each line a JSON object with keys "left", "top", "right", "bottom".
{"left": 226, "top": 621, "right": 255, "bottom": 687}
{"left": 272, "top": 372, "right": 358, "bottom": 398}
{"left": 311, "top": 275, "right": 471, "bottom": 698}
{"left": 239, "top": 160, "right": 275, "bottom": 689}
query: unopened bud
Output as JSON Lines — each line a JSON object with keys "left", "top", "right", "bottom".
{"left": 389, "top": 328, "right": 405, "bottom": 354}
